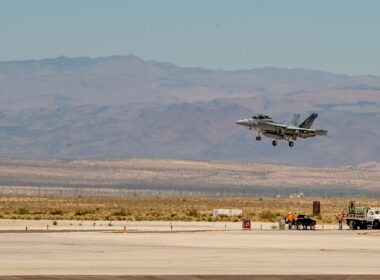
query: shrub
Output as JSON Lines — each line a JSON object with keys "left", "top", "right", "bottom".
{"left": 74, "top": 208, "right": 95, "bottom": 216}
{"left": 16, "top": 207, "right": 29, "bottom": 215}
{"left": 112, "top": 208, "right": 127, "bottom": 216}
{"left": 147, "top": 210, "right": 162, "bottom": 218}
{"left": 259, "top": 210, "right": 278, "bottom": 222}
{"left": 322, "top": 216, "right": 333, "bottom": 223}
{"left": 187, "top": 208, "right": 198, "bottom": 217}
{"left": 216, "top": 214, "right": 229, "bottom": 219}
{"left": 50, "top": 209, "right": 64, "bottom": 215}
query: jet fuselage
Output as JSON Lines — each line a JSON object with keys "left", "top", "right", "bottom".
{"left": 235, "top": 113, "right": 327, "bottom": 147}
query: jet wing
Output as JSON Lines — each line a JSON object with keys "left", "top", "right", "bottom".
{"left": 287, "top": 127, "right": 328, "bottom": 134}
{"left": 286, "top": 126, "right": 315, "bottom": 132}
{"left": 265, "top": 123, "right": 306, "bottom": 131}
{"left": 265, "top": 123, "right": 290, "bottom": 129}
{"left": 282, "top": 126, "right": 328, "bottom": 136}
{"left": 266, "top": 123, "right": 327, "bottom": 135}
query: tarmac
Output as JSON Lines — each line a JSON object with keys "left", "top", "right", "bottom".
{"left": 0, "top": 220, "right": 380, "bottom": 276}
{"left": 0, "top": 277, "right": 379, "bottom": 280}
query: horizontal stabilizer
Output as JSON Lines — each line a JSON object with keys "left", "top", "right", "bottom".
{"left": 315, "top": 130, "right": 328, "bottom": 136}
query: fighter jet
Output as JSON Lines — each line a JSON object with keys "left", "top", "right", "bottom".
{"left": 235, "top": 113, "right": 328, "bottom": 147}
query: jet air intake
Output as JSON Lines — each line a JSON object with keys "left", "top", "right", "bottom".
{"left": 262, "top": 131, "right": 284, "bottom": 140}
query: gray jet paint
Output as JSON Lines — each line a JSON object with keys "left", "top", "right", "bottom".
{"left": 235, "top": 113, "right": 328, "bottom": 147}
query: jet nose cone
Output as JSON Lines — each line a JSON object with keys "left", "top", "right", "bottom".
{"left": 235, "top": 119, "right": 249, "bottom": 126}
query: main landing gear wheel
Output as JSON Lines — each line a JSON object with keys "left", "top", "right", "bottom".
{"left": 289, "top": 141, "right": 294, "bottom": 147}
{"left": 256, "top": 136, "right": 262, "bottom": 141}
{"left": 272, "top": 140, "right": 277, "bottom": 146}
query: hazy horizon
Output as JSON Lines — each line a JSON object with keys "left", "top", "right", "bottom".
{"left": 1, "top": 0, "right": 380, "bottom": 75}
{"left": 1, "top": 54, "right": 380, "bottom": 77}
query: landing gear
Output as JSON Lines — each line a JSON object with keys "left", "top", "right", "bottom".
{"left": 272, "top": 140, "right": 277, "bottom": 146}
{"left": 288, "top": 141, "right": 294, "bottom": 147}
{"left": 256, "top": 136, "right": 262, "bottom": 141}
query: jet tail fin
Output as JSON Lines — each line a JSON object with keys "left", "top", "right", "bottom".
{"left": 290, "top": 113, "right": 300, "bottom": 126}
{"left": 299, "top": 113, "right": 318, "bottom": 128}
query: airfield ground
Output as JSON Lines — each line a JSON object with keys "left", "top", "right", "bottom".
{"left": 0, "top": 221, "right": 380, "bottom": 276}
{"left": 2, "top": 195, "right": 380, "bottom": 223}
{"left": 0, "top": 157, "right": 379, "bottom": 278}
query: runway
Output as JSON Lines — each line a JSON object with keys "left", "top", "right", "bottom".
{"left": 0, "top": 221, "right": 379, "bottom": 276}
{"left": 0, "top": 276, "right": 379, "bottom": 280}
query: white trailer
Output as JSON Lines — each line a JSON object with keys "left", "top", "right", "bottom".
{"left": 213, "top": 208, "right": 242, "bottom": 217}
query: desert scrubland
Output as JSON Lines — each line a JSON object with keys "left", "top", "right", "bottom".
{"left": 1, "top": 195, "right": 380, "bottom": 224}
{"left": 0, "top": 158, "right": 379, "bottom": 197}
{"left": 0, "top": 158, "right": 379, "bottom": 223}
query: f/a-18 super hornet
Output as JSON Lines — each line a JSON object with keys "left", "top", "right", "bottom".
{"left": 235, "top": 113, "right": 328, "bottom": 147}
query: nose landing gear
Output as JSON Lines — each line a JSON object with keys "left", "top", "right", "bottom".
{"left": 288, "top": 141, "right": 294, "bottom": 147}
{"left": 256, "top": 136, "right": 262, "bottom": 141}
{"left": 272, "top": 140, "right": 277, "bottom": 146}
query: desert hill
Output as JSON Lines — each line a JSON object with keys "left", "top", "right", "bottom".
{"left": 0, "top": 55, "right": 379, "bottom": 166}
{"left": 0, "top": 158, "right": 379, "bottom": 197}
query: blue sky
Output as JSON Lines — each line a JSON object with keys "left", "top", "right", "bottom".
{"left": 1, "top": 0, "right": 380, "bottom": 75}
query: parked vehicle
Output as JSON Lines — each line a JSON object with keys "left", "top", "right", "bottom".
{"left": 285, "top": 214, "right": 316, "bottom": 230}
{"left": 345, "top": 201, "right": 380, "bottom": 230}
{"left": 295, "top": 214, "right": 316, "bottom": 230}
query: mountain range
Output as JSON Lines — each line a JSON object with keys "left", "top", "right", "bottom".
{"left": 0, "top": 55, "right": 379, "bottom": 166}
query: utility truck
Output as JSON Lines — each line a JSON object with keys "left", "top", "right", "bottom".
{"left": 345, "top": 201, "right": 380, "bottom": 230}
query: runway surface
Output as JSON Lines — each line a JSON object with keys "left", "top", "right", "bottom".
{"left": 0, "top": 221, "right": 379, "bottom": 275}
{"left": 0, "top": 276, "right": 380, "bottom": 280}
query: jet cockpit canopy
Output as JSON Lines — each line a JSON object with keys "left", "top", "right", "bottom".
{"left": 252, "top": 114, "right": 271, "bottom": 120}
